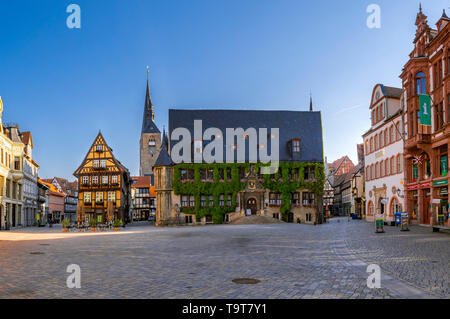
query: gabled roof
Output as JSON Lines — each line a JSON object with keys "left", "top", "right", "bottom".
{"left": 43, "top": 177, "right": 78, "bottom": 196}
{"left": 40, "top": 180, "right": 65, "bottom": 197}
{"left": 20, "top": 131, "right": 33, "bottom": 148}
{"left": 168, "top": 109, "right": 324, "bottom": 163}
{"left": 328, "top": 155, "right": 354, "bottom": 175}
{"left": 73, "top": 131, "right": 129, "bottom": 177}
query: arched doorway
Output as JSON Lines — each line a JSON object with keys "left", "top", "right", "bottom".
{"left": 246, "top": 198, "right": 257, "bottom": 215}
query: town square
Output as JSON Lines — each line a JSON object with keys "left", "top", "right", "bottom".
{"left": 0, "top": 0, "right": 449, "bottom": 302}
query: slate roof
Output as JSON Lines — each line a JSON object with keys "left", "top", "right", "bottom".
{"left": 154, "top": 144, "right": 173, "bottom": 167}
{"left": 381, "top": 85, "right": 402, "bottom": 99}
{"left": 168, "top": 109, "right": 324, "bottom": 163}
{"left": 141, "top": 78, "right": 160, "bottom": 134}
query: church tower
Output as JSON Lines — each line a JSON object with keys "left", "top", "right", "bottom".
{"left": 140, "top": 70, "right": 161, "bottom": 177}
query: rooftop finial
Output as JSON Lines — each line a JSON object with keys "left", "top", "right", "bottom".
{"left": 309, "top": 91, "right": 314, "bottom": 112}
{"left": 419, "top": 3, "right": 422, "bottom": 13}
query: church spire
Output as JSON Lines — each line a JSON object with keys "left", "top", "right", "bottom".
{"left": 309, "top": 93, "right": 314, "bottom": 112}
{"left": 162, "top": 125, "right": 169, "bottom": 150}
{"left": 141, "top": 67, "right": 160, "bottom": 134}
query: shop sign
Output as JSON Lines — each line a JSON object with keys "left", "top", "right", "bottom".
{"left": 406, "top": 184, "right": 419, "bottom": 190}
{"left": 432, "top": 199, "right": 441, "bottom": 204}
{"left": 433, "top": 179, "right": 448, "bottom": 187}
{"left": 420, "top": 182, "right": 432, "bottom": 188}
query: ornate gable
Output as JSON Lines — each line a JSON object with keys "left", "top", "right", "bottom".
{"left": 74, "top": 132, "right": 126, "bottom": 177}
{"left": 244, "top": 165, "right": 264, "bottom": 192}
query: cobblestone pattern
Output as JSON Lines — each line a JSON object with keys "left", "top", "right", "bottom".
{"left": 0, "top": 219, "right": 447, "bottom": 299}
{"left": 343, "top": 220, "right": 450, "bottom": 298}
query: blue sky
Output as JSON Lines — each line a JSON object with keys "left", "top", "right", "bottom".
{"left": 0, "top": 0, "right": 448, "bottom": 180}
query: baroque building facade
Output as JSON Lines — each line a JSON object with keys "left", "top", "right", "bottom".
{"left": 0, "top": 97, "right": 39, "bottom": 229}
{"left": 74, "top": 132, "right": 131, "bottom": 224}
{"left": 153, "top": 108, "right": 325, "bottom": 226}
{"left": 21, "top": 132, "right": 40, "bottom": 226}
{"left": 401, "top": 7, "right": 450, "bottom": 228}
{"left": 363, "top": 84, "right": 404, "bottom": 224}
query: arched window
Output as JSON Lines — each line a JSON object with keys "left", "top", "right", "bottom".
{"left": 384, "top": 128, "right": 388, "bottom": 145}
{"left": 385, "top": 158, "right": 390, "bottom": 176}
{"left": 380, "top": 132, "right": 384, "bottom": 148}
{"left": 391, "top": 157, "right": 395, "bottom": 175}
{"left": 395, "top": 122, "right": 401, "bottom": 140}
{"left": 390, "top": 197, "right": 400, "bottom": 217}
{"left": 375, "top": 162, "right": 379, "bottom": 179}
{"left": 397, "top": 154, "right": 402, "bottom": 173}
{"left": 390, "top": 126, "right": 394, "bottom": 144}
{"left": 416, "top": 72, "right": 426, "bottom": 95}
{"left": 380, "top": 161, "right": 384, "bottom": 177}
{"left": 365, "top": 140, "right": 369, "bottom": 155}
{"left": 375, "top": 134, "right": 378, "bottom": 150}
{"left": 370, "top": 137, "right": 374, "bottom": 153}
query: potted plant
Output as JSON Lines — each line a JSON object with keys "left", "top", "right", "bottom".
{"left": 62, "top": 218, "right": 71, "bottom": 232}
{"left": 89, "top": 219, "right": 97, "bottom": 231}
{"left": 113, "top": 218, "right": 123, "bottom": 231}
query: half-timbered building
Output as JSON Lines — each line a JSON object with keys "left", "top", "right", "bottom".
{"left": 74, "top": 132, "right": 131, "bottom": 224}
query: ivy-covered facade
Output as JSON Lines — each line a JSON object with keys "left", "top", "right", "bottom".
{"left": 171, "top": 162, "right": 324, "bottom": 224}
{"left": 153, "top": 108, "right": 325, "bottom": 226}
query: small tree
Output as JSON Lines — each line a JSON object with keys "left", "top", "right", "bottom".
{"left": 113, "top": 218, "right": 123, "bottom": 228}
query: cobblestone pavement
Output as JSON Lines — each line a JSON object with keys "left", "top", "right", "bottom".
{"left": 343, "top": 220, "right": 450, "bottom": 298}
{"left": 0, "top": 218, "right": 448, "bottom": 299}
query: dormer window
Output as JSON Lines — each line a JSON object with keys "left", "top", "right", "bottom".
{"left": 287, "top": 138, "right": 301, "bottom": 158}
{"left": 292, "top": 139, "right": 300, "bottom": 153}
{"left": 96, "top": 145, "right": 103, "bottom": 152}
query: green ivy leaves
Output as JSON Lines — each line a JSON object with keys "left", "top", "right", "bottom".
{"left": 173, "top": 162, "right": 324, "bottom": 223}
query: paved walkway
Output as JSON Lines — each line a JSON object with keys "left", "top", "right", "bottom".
{"left": 0, "top": 218, "right": 448, "bottom": 299}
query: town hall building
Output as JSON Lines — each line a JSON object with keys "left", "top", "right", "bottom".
{"left": 138, "top": 76, "right": 325, "bottom": 226}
